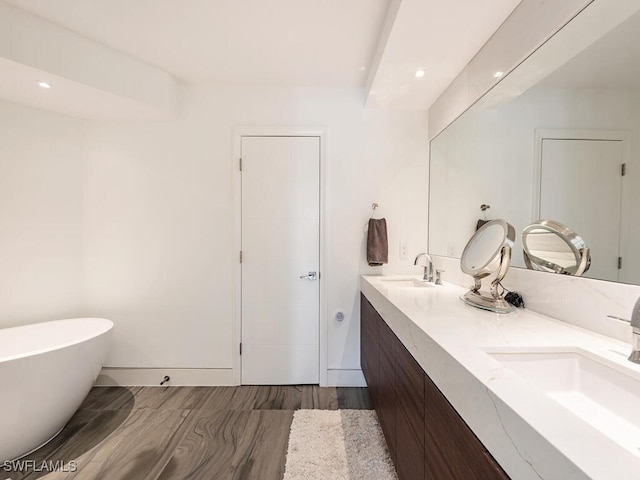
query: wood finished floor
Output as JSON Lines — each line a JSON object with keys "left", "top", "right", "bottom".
{"left": 8, "top": 386, "right": 372, "bottom": 480}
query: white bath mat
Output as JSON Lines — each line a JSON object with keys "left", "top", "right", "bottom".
{"left": 283, "top": 409, "right": 397, "bottom": 480}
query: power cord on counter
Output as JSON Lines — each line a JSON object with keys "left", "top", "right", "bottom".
{"left": 499, "top": 282, "right": 525, "bottom": 308}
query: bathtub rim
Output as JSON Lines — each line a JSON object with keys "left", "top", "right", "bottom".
{"left": 0, "top": 317, "right": 113, "bottom": 363}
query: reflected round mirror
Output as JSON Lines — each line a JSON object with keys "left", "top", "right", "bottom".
{"left": 522, "top": 219, "right": 590, "bottom": 276}
{"left": 460, "top": 219, "right": 515, "bottom": 313}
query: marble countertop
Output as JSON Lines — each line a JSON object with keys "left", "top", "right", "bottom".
{"left": 361, "top": 274, "right": 640, "bottom": 480}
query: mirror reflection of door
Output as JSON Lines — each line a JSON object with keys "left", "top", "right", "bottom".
{"left": 538, "top": 137, "right": 623, "bottom": 282}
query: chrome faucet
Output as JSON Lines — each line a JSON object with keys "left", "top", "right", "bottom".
{"left": 629, "top": 297, "right": 640, "bottom": 364}
{"left": 414, "top": 253, "right": 434, "bottom": 282}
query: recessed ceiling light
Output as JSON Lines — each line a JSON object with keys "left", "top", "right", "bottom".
{"left": 37, "top": 81, "right": 51, "bottom": 89}
{"left": 415, "top": 69, "right": 426, "bottom": 78}
{"left": 493, "top": 71, "right": 504, "bottom": 78}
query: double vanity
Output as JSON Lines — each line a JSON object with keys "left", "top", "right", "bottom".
{"left": 361, "top": 274, "right": 640, "bottom": 480}
{"left": 377, "top": 1, "right": 640, "bottom": 477}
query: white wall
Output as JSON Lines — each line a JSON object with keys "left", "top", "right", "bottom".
{"left": 82, "top": 85, "right": 429, "bottom": 377}
{"left": 0, "top": 85, "right": 427, "bottom": 382}
{"left": 0, "top": 100, "right": 84, "bottom": 327}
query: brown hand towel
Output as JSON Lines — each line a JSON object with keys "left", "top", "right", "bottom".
{"left": 367, "top": 218, "right": 388, "bottom": 266}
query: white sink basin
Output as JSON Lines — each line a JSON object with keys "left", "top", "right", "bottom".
{"left": 379, "top": 278, "right": 434, "bottom": 288}
{"left": 487, "top": 347, "right": 640, "bottom": 456}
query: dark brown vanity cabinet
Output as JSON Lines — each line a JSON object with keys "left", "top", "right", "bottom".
{"left": 360, "top": 294, "right": 509, "bottom": 480}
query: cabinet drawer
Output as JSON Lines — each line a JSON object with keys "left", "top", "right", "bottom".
{"left": 395, "top": 340, "right": 425, "bottom": 442}
{"left": 378, "top": 345, "right": 397, "bottom": 462}
{"left": 396, "top": 404, "right": 425, "bottom": 480}
{"left": 360, "top": 295, "right": 380, "bottom": 400}
{"left": 361, "top": 330, "right": 377, "bottom": 386}
{"left": 360, "top": 295, "right": 379, "bottom": 352}
{"left": 378, "top": 316, "right": 396, "bottom": 366}
{"left": 424, "top": 374, "right": 509, "bottom": 479}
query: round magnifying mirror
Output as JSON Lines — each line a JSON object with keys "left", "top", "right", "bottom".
{"left": 522, "top": 219, "right": 590, "bottom": 276}
{"left": 460, "top": 219, "right": 515, "bottom": 313}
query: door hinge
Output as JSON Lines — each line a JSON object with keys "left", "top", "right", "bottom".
{"left": 240, "top": 251, "right": 243, "bottom": 263}
{"left": 622, "top": 163, "right": 626, "bottom": 176}
{"left": 239, "top": 158, "right": 242, "bottom": 171}
{"left": 618, "top": 256, "right": 622, "bottom": 269}
{"left": 239, "top": 343, "right": 242, "bottom": 355}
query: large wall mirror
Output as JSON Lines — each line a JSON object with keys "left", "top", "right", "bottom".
{"left": 429, "top": 1, "right": 640, "bottom": 285}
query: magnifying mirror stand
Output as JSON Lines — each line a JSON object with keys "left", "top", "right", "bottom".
{"left": 462, "top": 245, "right": 515, "bottom": 314}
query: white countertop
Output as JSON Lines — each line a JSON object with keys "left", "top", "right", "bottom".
{"left": 361, "top": 274, "right": 640, "bottom": 480}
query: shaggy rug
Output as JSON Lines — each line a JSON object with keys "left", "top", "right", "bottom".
{"left": 283, "top": 410, "right": 397, "bottom": 480}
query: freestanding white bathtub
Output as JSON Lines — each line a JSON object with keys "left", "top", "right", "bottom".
{"left": 0, "top": 318, "right": 113, "bottom": 462}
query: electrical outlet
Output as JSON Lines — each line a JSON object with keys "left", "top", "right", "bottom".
{"left": 399, "top": 240, "right": 408, "bottom": 260}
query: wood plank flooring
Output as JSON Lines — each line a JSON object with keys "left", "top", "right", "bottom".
{"left": 7, "top": 386, "right": 372, "bottom": 480}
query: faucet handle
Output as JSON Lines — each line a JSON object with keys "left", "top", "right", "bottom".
{"left": 435, "top": 269, "right": 444, "bottom": 285}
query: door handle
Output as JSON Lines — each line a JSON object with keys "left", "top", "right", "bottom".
{"left": 299, "top": 271, "right": 318, "bottom": 280}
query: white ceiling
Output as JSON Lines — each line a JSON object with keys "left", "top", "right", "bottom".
{"left": 4, "top": 0, "right": 388, "bottom": 87}
{"left": 1, "top": 0, "right": 525, "bottom": 115}
{"left": 367, "top": 0, "right": 521, "bottom": 109}
{"left": 0, "top": 57, "right": 174, "bottom": 120}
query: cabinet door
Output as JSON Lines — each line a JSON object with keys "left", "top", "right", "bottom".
{"left": 361, "top": 295, "right": 395, "bottom": 460}
{"left": 377, "top": 313, "right": 397, "bottom": 463}
{"left": 395, "top": 341, "right": 425, "bottom": 480}
{"left": 360, "top": 294, "right": 379, "bottom": 399}
{"left": 361, "top": 292, "right": 508, "bottom": 480}
{"left": 424, "top": 374, "right": 509, "bottom": 479}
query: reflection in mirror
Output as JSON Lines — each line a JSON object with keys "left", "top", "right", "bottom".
{"left": 522, "top": 219, "right": 590, "bottom": 276}
{"left": 460, "top": 220, "right": 515, "bottom": 313}
{"left": 428, "top": 2, "right": 640, "bottom": 285}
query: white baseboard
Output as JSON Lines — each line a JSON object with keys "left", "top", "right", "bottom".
{"left": 326, "top": 369, "right": 366, "bottom": 387}
{"left": 96, "top": 367, "right": 366, "bottom": 388}
{"left": 95, "top": 368, "right": 236, "bottom": 386}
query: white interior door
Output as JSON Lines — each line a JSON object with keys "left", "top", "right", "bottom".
{"left": 540, "top": 138, "right": 623, "bottom": 281}
{"left": 241, "top": 136, "right": 320, "bottom": 385}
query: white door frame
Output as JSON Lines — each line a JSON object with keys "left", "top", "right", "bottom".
{"left": 232, "top": 126, "right": 328, "bottom": 386}
{"left": 532, "top": 128, "right": 630, "bottom": 220}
